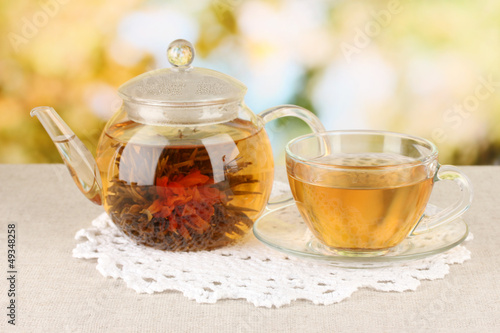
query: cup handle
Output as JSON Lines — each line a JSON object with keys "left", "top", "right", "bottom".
{"left": 258, "top": 105, "right": 325, "bottom": 212}
{"left": 411, "top": 165, "right": 473, "bottom": 235}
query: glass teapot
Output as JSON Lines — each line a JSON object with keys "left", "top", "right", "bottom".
{"left": 31, "top": 39, "right": 325, "bottom": 251}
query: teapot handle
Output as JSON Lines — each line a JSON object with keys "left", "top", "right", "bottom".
{"left": 259, "top": 104, "right": 326, "bottom": 134}
{"left": 258, "top": 105, "right": 326, "bottom": 212}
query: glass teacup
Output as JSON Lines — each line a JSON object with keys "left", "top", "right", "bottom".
{"left": 286, "top": 130, "right": 473, "bottom": 256}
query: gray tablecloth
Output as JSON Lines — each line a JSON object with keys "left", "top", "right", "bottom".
{"left": 0, "top": 164, "right": 499, "bottom": 332}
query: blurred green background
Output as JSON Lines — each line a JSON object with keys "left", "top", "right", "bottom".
{"left": 1, "top": 0, "right": 500, "bottom": 164}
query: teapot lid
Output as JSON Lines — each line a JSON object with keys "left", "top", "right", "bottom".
{"left": 118, "top": 39, "right": 247, "bottom": 108}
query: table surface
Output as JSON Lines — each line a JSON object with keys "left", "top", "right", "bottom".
{"left": 0, "top": 164, "right": 499, "bottom": 332}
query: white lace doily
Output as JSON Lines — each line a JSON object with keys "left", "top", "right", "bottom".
{"left": 73, "top": 212, "right": 472, "bottom": 308}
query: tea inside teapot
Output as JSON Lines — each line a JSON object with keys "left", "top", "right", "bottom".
{"left": 98, "top": 117, "right": 273, "bottom": 251}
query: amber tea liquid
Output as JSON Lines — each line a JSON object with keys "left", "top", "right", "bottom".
{"left": 96, "top": 119, "right": 274, "bottom": 251}
{"left": 288, "top": 153, "right": 434, "bottom": 251}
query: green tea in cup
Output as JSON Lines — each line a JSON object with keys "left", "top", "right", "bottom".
{"left": 286, "top": 131, "right": 472, "bottom": 256}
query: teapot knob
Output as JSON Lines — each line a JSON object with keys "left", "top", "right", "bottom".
{"left": 167, "top": 39, "right": 195, "bottom": 68}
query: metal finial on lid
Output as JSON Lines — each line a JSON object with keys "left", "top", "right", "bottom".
{"left": 167, "top": 39, "right": 195, "bottom": 68}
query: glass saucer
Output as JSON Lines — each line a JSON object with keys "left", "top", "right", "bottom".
{"left": 253, "top": 203, "right": 469, "bottom": 268}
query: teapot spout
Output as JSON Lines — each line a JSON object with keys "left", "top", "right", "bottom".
{"left": 31, "top": 106, "right": 102, "bottom": 205}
